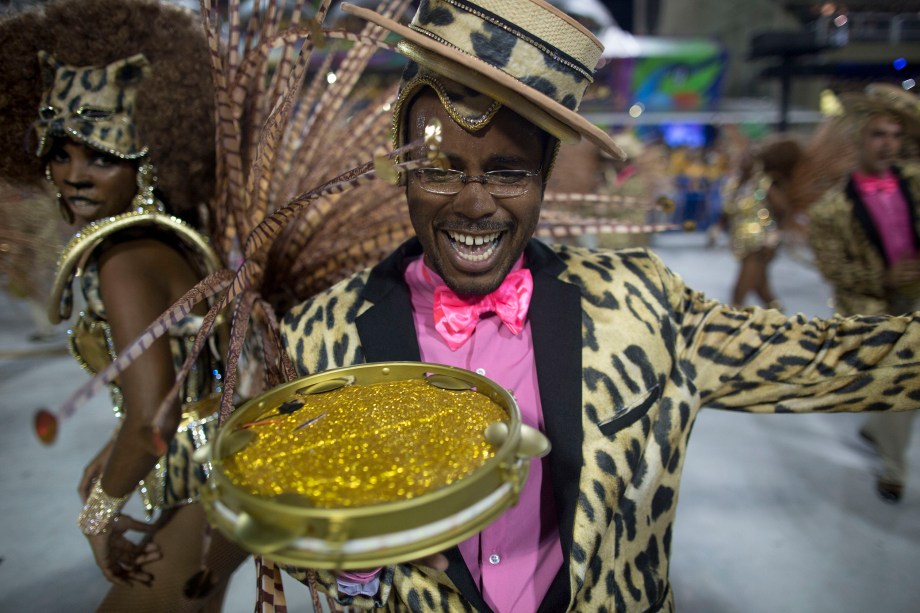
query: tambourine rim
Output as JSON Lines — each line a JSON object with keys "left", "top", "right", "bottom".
{"left": 203, "top": 479, "right": 522, "bottom": 569}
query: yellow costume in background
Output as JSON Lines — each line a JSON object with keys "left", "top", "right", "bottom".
{"left": 724, "top": 173, "right": 781, "bottom": 261}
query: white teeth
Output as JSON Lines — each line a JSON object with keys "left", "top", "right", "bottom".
{"left": 447, "top": 231, "right": 500, "bottom": 261}
{"left": 457, "top": 244, "right": 496, "bottom": 261}
{"left": 448, "top": 231, "right": 499, "bottom": 246}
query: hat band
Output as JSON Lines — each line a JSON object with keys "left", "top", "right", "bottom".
{"left": 409, "top": 0, "right": 597, "bottom": 111}
{"left": 416, "top": 0, "right": 597, "bottom": 79}
{"left": 398, "top": 42, "right": 581, "bottom": 144}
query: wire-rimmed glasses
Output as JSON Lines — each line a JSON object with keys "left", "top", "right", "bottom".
{"left": 412, "top": 167, "right": 542, "bottom": 198}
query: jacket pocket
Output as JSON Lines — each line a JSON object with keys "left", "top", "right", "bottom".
{"left": 597, "top": 385, "right": 661, "bottom": 437}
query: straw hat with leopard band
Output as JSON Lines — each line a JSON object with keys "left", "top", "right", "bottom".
{"left": 342, "top": 0, "right": 624, "bottom": 161}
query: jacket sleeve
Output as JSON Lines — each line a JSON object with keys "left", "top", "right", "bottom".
{"left": 280, "top": 272, "right": 371, "bottom": 376}
{"left": 652, "top": 249, "right": 920, "bottom": 413}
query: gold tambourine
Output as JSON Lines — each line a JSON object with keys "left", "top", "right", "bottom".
{"left": 200, "top": 362, "right": 550, "bottom": 570}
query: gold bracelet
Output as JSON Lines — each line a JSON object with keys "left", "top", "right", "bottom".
{"left": 77, "top": 479, "right": 129, "bottom": 535}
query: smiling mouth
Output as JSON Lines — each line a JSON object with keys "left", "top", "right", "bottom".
{"left": 446, "top": 230, "right": 503, "bottom": 262}
{"left": 66, "top": 196, "right": 98, "bottom": 209}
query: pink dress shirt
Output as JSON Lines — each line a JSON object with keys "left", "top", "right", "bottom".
{"left": 854, "top": 170, "right": 916, "bottom": 264}
{"left": 404, "top": 256, "right": 564, "bottom": 613}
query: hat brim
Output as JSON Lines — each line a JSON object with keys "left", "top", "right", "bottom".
{"left": 342, "top": 3, "right": 625, "bottom": 161}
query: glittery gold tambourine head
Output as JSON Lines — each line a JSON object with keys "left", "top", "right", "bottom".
{"left": 200, "top": 362, "right": 550, "bottom": 570}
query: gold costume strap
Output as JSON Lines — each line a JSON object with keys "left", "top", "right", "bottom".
{"left": 78, "top": 479, "right": 130, "bottom": 535}
{"left": 48, "top": 210, "right": 221, "bottom": 324}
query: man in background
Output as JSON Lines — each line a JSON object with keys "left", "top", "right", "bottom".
{"left": 808, "top": 83, "right": 920, "bottom": 502}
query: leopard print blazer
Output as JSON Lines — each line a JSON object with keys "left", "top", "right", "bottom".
{"left": 808, "top": 163, "right": 920, "bottom": 316}
{"left": 280, "top": 238, "right": 920, "bottom": 612}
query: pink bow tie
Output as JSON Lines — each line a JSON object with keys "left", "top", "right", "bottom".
{"left": 859, "top": 174, "right": 898, "bottom": 195}
{"left": 433, "top": 268, "right": 533, "bottom": 350}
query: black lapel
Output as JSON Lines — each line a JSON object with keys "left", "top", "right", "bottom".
{"left": 525, "top": 240, "right": 583, "bottom": 611}
{"left": 444, "top": 548, "right": 493, "bottom": 613}
{"left": 355, "top": 239, "right": 422, "bottom": 363}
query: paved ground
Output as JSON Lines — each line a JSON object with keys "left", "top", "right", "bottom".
{"left": 1, "top": 231, "right": 918, "bottom": 612}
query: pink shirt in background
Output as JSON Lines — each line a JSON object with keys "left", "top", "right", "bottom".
{"left": 854, "top": 170, "right": 916, "bottom": 264}
{"left": 405, "top": 256, "right": 563, "bottom": 613}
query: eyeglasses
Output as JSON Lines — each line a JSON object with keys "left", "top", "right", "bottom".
{"left": 412, "top": 167, "right": 542, "bottom": 197}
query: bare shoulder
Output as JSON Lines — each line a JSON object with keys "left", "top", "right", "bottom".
{"left": 96, "top": 237, "right": 199, "bottom": 308}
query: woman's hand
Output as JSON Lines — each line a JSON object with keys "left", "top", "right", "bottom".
{"left": 85, "top": 513, "right": 161, "bottom": 586}
{"left": 79, "top": 440, "right": 115, "bottom": 501}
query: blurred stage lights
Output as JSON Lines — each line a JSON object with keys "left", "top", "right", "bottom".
{"left": 893, "top": 57, "right": 908, "bottom": 71}
{"left": 628, "top": 103, "right": 645, "bottom": 118}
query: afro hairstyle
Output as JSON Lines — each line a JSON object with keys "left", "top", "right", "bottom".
{"left": 0, "top": 0, "right": 215, "bottom": 223}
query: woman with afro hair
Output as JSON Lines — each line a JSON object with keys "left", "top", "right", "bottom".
{"left": 0, "top": 1, "right": 248, "bottom": 610}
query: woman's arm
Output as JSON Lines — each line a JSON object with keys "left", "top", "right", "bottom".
{"left": 96, "top": 238, "right": 201, "bottom": 496}
{"left": 77, "top": 237, "right": 203, "bottom": 584}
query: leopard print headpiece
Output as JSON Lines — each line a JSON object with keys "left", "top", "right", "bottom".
{"left": 34, "top": 51, "right": 150, "bottom": 159}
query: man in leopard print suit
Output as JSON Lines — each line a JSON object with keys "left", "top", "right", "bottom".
{"left": 280, "top": 2, "right": 920, "bottom": 611}
{"left": 808, "top": 83, "right": 920, "bottom": 503}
